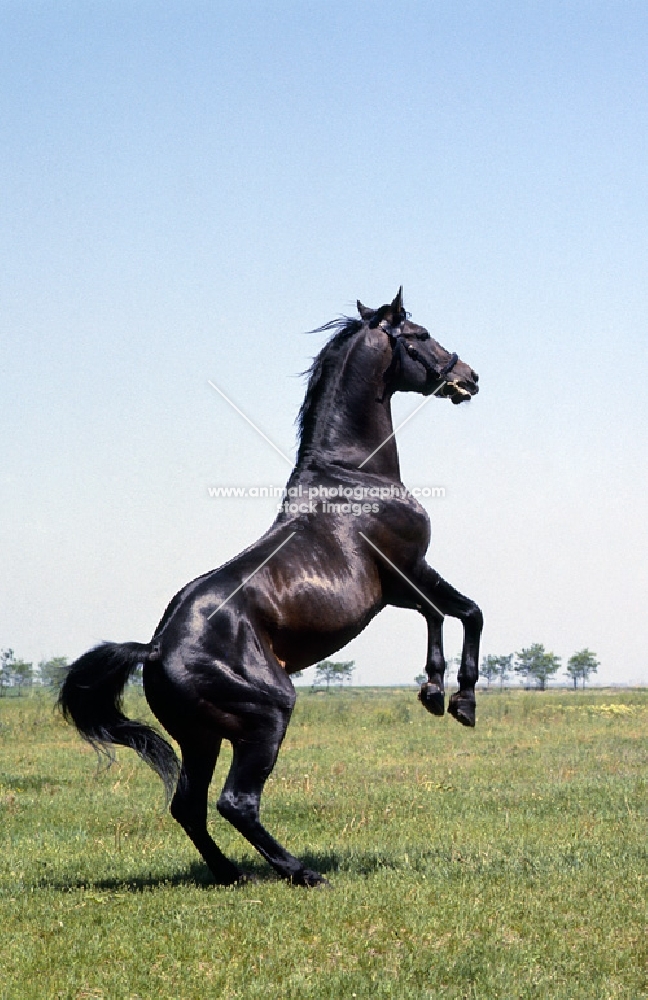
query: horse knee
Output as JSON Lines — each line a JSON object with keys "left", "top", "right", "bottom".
{"left": 464, "top": 602, "right": 483, "bottom": 632}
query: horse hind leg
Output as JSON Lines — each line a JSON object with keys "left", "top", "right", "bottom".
{"left": 170, "top": 738, "right": 243, "bottom": 886}
{"left": 217, "top": 712, "right": 328, "bottom": 887}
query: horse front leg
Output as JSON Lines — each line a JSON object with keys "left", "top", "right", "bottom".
{"left": 433, "top": 574, "right": 482, "bottom": 727}
{"left": 410, "top": 566, "right": 483, "bottom": 727}
{"left": 418, "top": 613, "right": 447, "bottom": 717}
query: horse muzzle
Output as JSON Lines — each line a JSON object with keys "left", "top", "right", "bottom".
{"left": 444, "top": 378, "right": 478, "bottom": 404}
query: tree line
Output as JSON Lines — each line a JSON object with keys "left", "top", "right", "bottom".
{"left": 480, "top": 645, "right": 599, "bottom": 690}
{"left": 0, "top": 650, "right": 68, "bottom": 696}
{"left": 0, "top": 646, "right": 601, "bottom": 697}
{"left": 1, "top": 651, "right": 356, "bottom": 696}
{"left": 414, "top": 646, "right": 599, "bottom": 691}
{"left": 293, "top": 660, "right": 355, "bottom": 689}
{"left": 306, "top": 648, "right": 601, "bottom": 691}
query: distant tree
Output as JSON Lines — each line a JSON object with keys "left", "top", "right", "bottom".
{"left": 0, "top": 649, "right": 15, "bottom": 696}
{"left": 493, "top": 654, "right": 513, "bottom": 689}
{"left": 481, "top": 654, "right": 513, "bottom": 688}
{"left": 566, "top": 649, "right": 599, "bottom": 690}
{"left": 414, "top": 673, "right": 427, "bottom": 687}
{"left": 313, "top": 660, "right": 354, "bottom": 690}
{"left": 480, "top": 655, "right": 499, "bottom": 688}
{"left": 38, "top": 656, "right": 69, "bottom": 689}
{"left": 514, "top": 644, "right": 561, "bottom": 691}
{"left": 12, "top": 659, "right": 33, "bottom": 695}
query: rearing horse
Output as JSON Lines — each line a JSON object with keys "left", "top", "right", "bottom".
{"left": 60, "top": 289, "right": 482, "bottom": 887}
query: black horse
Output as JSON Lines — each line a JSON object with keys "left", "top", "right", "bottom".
{"left": 60, "top": 289, "right": 482, "bottom": 887}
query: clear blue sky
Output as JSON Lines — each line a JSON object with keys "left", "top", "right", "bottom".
{"left": 2, "top": 1, "right": 647, "bottom": 685}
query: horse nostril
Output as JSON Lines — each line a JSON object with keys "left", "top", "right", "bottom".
{"left": 471, "top": 371, "right": 479, "bottom": 383}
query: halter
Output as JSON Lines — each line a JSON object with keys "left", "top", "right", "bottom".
{"left": 377, "top": 320, "right": 458, "bottom": 401}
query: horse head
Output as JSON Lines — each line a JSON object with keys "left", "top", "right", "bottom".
{"left": 357, "top": 288, "right": 479, "bottom": 405}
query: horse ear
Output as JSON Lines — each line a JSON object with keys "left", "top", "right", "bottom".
{"left": 390, "top": 286, "right": 404, "bottom": 321}
{"left": 357, "top": 300, "right": 374, "bottom": 321}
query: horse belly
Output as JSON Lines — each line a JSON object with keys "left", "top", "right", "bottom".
{"left": 266, "top": 584, "right": 382, "bottom": 671}
{"left": 270, "top": 621, "right": 377, "bottom": 672}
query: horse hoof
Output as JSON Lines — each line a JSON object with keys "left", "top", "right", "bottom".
{"left": 448, "top": 692, "right": 476, "bottom": 728}
{"left": 291, "top": 868, "right": 330, "bottom": 888}
{"left": 419, "top": 682, "right": 445, "bottom": 716}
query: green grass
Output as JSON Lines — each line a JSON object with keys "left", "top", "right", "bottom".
{"left": 1, "top": 687, "right": 646, "bottom": 999}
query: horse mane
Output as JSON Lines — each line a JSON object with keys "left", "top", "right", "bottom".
{"left": 296, "top": 316, "right": 363, "bottom": 460}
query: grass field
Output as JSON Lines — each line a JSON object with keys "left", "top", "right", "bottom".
{"left": 1, "top": 686, "right": 646, "bottom": 999}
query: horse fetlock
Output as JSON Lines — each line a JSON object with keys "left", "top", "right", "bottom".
{"left": 203, "top": 857, "right": 244, "bottom": 886}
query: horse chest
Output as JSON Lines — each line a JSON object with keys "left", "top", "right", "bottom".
{"left": 374, "top": 494, "right": 431, "bottom": 549}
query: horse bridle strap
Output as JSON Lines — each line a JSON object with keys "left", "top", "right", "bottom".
{"left": 379, "top": 323, "right": 458, "bottom": 400}
{"left": 407, "top": 343, "right": 459, "bottom": 380}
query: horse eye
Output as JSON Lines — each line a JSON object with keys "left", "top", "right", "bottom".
{"left": 417, "top": 332, "right": 430, "bottom": 341}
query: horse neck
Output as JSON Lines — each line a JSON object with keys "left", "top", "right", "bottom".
{"left": 296, "top": 332, "right": 401, "bottom": 479}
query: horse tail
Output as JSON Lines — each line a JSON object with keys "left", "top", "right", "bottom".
{"left": 58, "top": 641, "right": 180, "bottom": 801}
